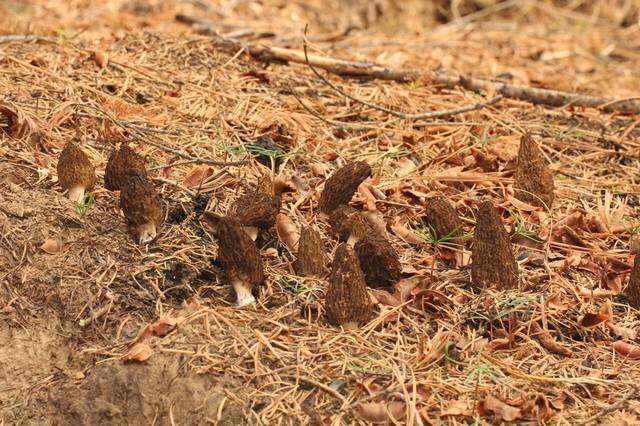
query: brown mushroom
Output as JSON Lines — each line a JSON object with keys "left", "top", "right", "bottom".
{"left": 328, "top": 205, "right": 371, "bottom": 246}
{"left": 355, "top": 233, "right": 402, "bottom": 289}
{"left": 319, "top": 161, "right": 371, "bottom": 213}
{"left": 294, "top": 226, "right": 327, "bottom": 277}
{"left": 216, "top": 216, "right": 265, "bottom": 306}
{"left": 230, "top": 186, "right": 281, "bottom": 230}
{"left": 105, "top": 144, "right": 147, "bottom": 191}
{"left": 514, "top": 134, "right": 555, "bottom": 208}
{"left": 424, "top": 196, "right": 463, "bottom": 244}
{"left": 325, "top": 243, "right": 373, "bottom": 327}
{"left": 627, "top": 255, "right": 640, "bottom": 309}
{"left": 119, "top": 170, "right": 164, "bottom": 244}
{"left": 471, "top": 201, "right": 518, "bottom": 290}
{"left": 56, "top": 142, "right": 96, "bottom": 203}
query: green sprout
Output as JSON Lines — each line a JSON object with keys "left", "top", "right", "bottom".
{"left": 75, "top": 193, "right": 95, "bottom": 218}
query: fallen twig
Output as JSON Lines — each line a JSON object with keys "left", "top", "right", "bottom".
{"left": 0, "top": 34, "right": 56, "bottom": 44}
{"left": 175, "top": 17, "right": 640, "bottom": 114}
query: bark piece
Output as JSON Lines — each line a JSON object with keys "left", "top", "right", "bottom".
{"left": 328, "top": 205, "right": 371, "bottom": 246}
{"left": 105, "top": 144, "right": 147, "bottom": 191}
{"left": 425, "top": 196, "right": 463, "bottom": 243}
{"left": 217, "top": 216, "right": 265, "bottom": 306}
{"left": 56, "top": 143, "right": 96, "bottom": 203}
{"left": 319, "top": 161, "right": 371, "bottom": 213}
{"left": 325, "top": 244, "right": 373, "bottom": 327}
{"left": 514, "top": 134, "right": 555, "bottom": 208}
{"left": 294, "top": 226, "right": 327, "bottom": 277}
{"left": 120, "top": 170, "right": 164, "bottom": 244}
{"left": 471, "top": 201, "right": 518, "bottom": 289}
{"left": 355, "top": 233, "right": 402, "bottom": 289}
{"left": 627, "top": 255, "right": 640, "bottom": 309}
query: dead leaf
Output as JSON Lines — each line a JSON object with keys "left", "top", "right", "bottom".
{"left": 40, "top": 238, "right": 67, "bottom": 254}
{"left": 356, "top": 401, "right": 405, "bottom": 423}
{"left": 578, "top": 312, "right": 608, "bottom": 328}
{"left": 531, "top": 322, "right": 571, "bottom": 357}
{"left": 358, "top": 184, "right": 377, "bottom": 211}
{"left": 391, "top": 219, "right": 424, "bottom": 245}
{"left": 123, "top": 342, "right": 152, "bottom": 363}
{"left": 607, "top": 322, "right": 637, "bottom": 340}
{"left": 507, "top": 195, "right": 541, "bottom": 212}
{"left": 440, "top": 399, "right": 473, "bottom": 417}
{"left": 613, "top": 340, "right": 640, "bottom": 359}
{"left": 370, "top": 289, "right": 401, "bottom": 307}
{"left": 182, "top": 166, "right": 213, "bottom": 188}
{"left": 276, "top": 213, "right": 300, "bottom": 251}
{"left": 481, "top": 395, "right": 522, "bottom": 422}
{"left": 92, "top": 50, "right": 109, "bottom": 68}
{"left": 310, "top": 163, "right": 329, "bottom": 177}
{"left": 396, "top": 157, "right": 416, "bottom": 177}
{"left": 363, "top": 211, "right": 388, "bottom": 239}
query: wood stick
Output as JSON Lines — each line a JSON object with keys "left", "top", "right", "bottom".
{"left": 175, "top": 15, "right": 640, "bottom": 115}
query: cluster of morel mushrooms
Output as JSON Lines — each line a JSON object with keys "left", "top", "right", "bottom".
{"left": 56, "top": 135, "right": 640, "bottom": 328}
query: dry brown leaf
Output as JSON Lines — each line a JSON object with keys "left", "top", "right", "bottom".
{"left": 391, "top": 219, "right": 424, "bottom": 245}
{"left": 578, "top": 312, "right": 608, "bottom": 328}
{"left": 507, "top": 195, "right": 541, "bottom": 212}
{"left": 363, "top": 211, "right": 388, "bottom": 239}
{"left": 358, "top": 184, "right": 377, "bottom": 211}
{"left": 40, "top": 238, "right": 67, "bottom": 254}
{"left": 92, "top": 50, "right": 109, "bottom": 68}
{"left": 613, "top": 340, "right": 640, "bottom": 359}
{"left": 440, "top": 399, "right": 473, "bottom": 417}
{"left": 396, "top": 157, "right": 416, "bottom": 177}
{"left": 355, "top": 401, "right": 405, "bottom": 423}
{"left": 276, "top": 213, "right": 300, "bottom": 251}
{"left": 370, "top": 289, "right": 401, "bottom": 307}
{"left": 183, "top": 166, "right": 213, "bottom": 188}
{"left": 531, "top": 322, "right": 572, "bottom": 357}
{"left": 607, "top": 322, "right": 637, "bottom": 340}
{"left": 481, "top": 395, "right": 522, "bottom": 422}
{"left": 123, "top": 342, "right": 152, "bottom": 363}
{"left": 310, "top": 163, "right": 329, "bottom": 177}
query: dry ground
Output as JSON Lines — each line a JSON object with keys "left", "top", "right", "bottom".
{"left": 1, "top": 0, "right": 640, "bottom": 424}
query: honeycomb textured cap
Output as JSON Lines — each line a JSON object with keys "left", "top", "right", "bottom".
{"left": 325, "top": 243, "right": 373, "bottom": 326}
{"left": 56, "top": 143, "right": 96, "bottom": 191}
{"left": 119, "top": 171, "right": 164, "bottom": 237}
{"left": 216, "top": 215, "right": 265, "bottom": 289}
{"left": 294, "top": 226, "right": 327, "bottom": 277}
{"left": 105, "top": 144, "right": 147, "bottom": 191}
{"left": 355, "top": 232, "right": 402, "bottom": 289}
{"left": 319, "top": 161, "right": 371, "bottom": 213}
{"left": 514, "top": 134, "right": 555, "bottom": 208}
{"left": 471, "top": 201, "right": 518, "bottom": 290}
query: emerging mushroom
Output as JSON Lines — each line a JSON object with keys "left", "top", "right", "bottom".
{"left": 119, "top": 170, "right": 164, "bottom": 245}
{"left": 627, "top": 255, "right": 640, "bottom": 309}
{"left": 325, "top": 243, "right": 373, "bottom": 327}
{"left": 216, "top": 216, "right": 265, "bottom": 306}
{"left": 355, "top": 233, "right": 402, "bottom": 289}
{"left": 230, "top": 181, "right": 281, "bottom": 231}
{"left": 514, "top": 134, "right": 555, "bottom": 208}
{"left": 471, "top": 201, "right": 519, "bottom": 289}
{"left": 56, "top": 142, "right": 96, "bottom": 203}
{"left": 294, "top": 226, "right": 327, "bottom": 277}
{"left": 328, "top": 205, "right": 371, "bottom": 246}
{"left": 105, "top": 144, "right": 147, "bottom": 191}
{"left": 319, "top": 161, "right": 371, "bottom": 213}
{"left": 424, "top": 196, "right": 463, "bottom": 244}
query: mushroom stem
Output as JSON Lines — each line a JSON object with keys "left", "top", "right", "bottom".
{"left": 68, "top": 185, "right": 86, "bottom": 203}
{"left": 232, "top": 279, "right": 255, "bottom": 306}
{"left": 136, "top": 222, "right": 157, "bottom": 245}
{"left": 346, "top": 232, "right": 361, "bottom": 247}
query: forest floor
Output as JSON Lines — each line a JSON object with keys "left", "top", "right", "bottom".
{"left": 1, "top": 0, "right": 640, "bottom": 424}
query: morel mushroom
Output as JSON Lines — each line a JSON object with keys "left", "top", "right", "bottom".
{"left": 57, "top": 143, "right": 96, "bottom": 203}
{"left": 329, "top": 205, "right": 371, "bottom": 246}
{"left": 230, "top": 186, "right": 281, "bottom": 230}
{"left": 319, "top": 161, "right": 371, "bottom": 213}
{"left": 119, "top": 170, "right": 164, "bottom": 244}
{"left": 355, "top": 233, "right": 402, "bottom": 289}
{"left": 105, "top": 144, "right": 147, "bottom": 191}
{"left": 514, "top": 134, "right": 555, "bottom": 208}
{"left": 471, "top": 201, "right": 518, "bottom": 289}
{"left": 294, "top": 226, "right": 327, "bottom": 277}
{"left": 216, "top": 216, "right": 265, "bottom": 306}
{"left": 425, "top": 196, "right": 463, "bottom": 244}
{"left": 325, "top": 243, "right": 373, "bottom": 327}
{"left": 627, "top": 255, "right": 640, "bottom": 309}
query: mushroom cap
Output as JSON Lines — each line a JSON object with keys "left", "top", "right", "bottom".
{"left": 294, "top": 226, "right": 327, "bottom": 277}
{"left": 328, "top": 205, "right": 371, "bottom": 243}
{"left": 105, "top": 144, "right": 147, "bottom": 191}
{"left": 425, "top": 196, "right": 463, "bottom": 242}
{"left": 119, "top": 170, "right": 164, "bottom": 238}
{"left": 231, "top": 190, "right": 281, "bottom": 229}
{"left": 627, "top": 255, "right": 640, "bottom": 309}
{"left": 217, "top": 216, "right": 265, "bottom": 290}
{"left": 319, "top": 161, "right": 371, "bottom": 213}
{"left": 56, "top": 143, "right": 95, "bottom": 191}
{"left": 325, "top": 243, "right": 373, "bottom": 326}
{"left": 471, "top": 201, "right": 518, "bottom": 289}
{"left": 514, "top": 134, "right": 555, "bottom": 208}
{"left": 354, "top": 233, "right": 402, "bottom": 289}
